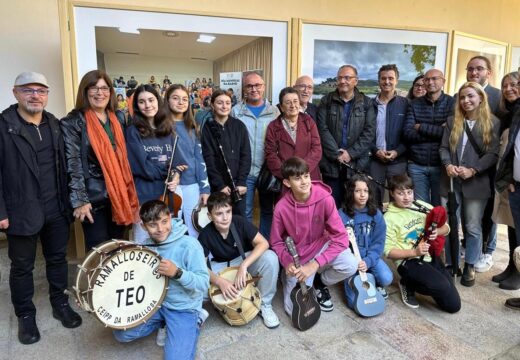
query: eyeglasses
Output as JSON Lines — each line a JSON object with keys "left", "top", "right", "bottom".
{"left": 245, "top": 83, "right": 264, "bottom": 90}
{"left": 17, "top": 88, "right": 49, "bottom": 96}
{"left": 466, "top": 66, "right": 488, "bottom": 72}
{"left": 169, "top": 96, "right": 189, "bottom": 103}
{"left": 413, "top": 83, "right": 425, "bottom": 89}
{"left": 423, "top": 76, "right": 444, "bottom": 82}
{"left": 337, "top": 75, "right": 358, "bottom": 82}
{"left": 295, "top": 84, "right": 313, "bottom": 90}
{"left": 88, "top": 86, "right": 110, "bottom": 94}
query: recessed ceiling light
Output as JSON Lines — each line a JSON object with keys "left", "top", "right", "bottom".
{"left": 197, "top": 34, "right": 216, "bottom": 43}
{"left": 118, "top": 26, "right": 140, "bottom": 34}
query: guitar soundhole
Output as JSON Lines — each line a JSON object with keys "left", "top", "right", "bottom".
{"left": 362, "top": 282, "right": 370, "bottom": 290}
{"left": 237, "top": 308, "right": 242, "bottom": 313}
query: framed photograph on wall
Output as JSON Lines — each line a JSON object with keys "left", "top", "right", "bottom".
{"left": 448, "top": 31, "right": 508, "bottom": 94}
{"left": 511, "top": 47, "right": 520, "bottom": 72}
{"left": 297, "top": 21, "right": 449, "bottom": 102}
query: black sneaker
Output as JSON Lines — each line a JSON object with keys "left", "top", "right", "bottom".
{"left": 315, "top": 286, "right": 334, "bottom": 312}
{"left": 52, "top": 303, "right": 82, "bottom": 328}
{"left": 399, "top": 283, "right": 419, "bottom": 309}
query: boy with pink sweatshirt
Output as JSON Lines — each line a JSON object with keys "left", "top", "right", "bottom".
{"left": 270, "top": 157, "right": 357, "bottom": 314}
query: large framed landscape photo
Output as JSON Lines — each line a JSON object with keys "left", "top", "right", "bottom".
{"left": 449, "top": 31, "right": 508, "bottom": 95}
{"left": 298, "top": 21, "right": 450, "bottom": 102}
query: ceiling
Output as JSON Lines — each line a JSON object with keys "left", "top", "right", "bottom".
{"left": 95, "top": 27, "right": 259, "bottom": 61}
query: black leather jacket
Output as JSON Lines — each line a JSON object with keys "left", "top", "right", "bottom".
{"left": 60, "top": 109, "right": 126, "bottom": 208}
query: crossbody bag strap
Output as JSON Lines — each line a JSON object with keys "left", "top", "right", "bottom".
{"left": 464, "top": 123, "right": 484, "bottom": 158}
{"left": 230, "top": 222, "right": 246, "bottom": 260}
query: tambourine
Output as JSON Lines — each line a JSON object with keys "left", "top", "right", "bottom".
{"left": 192, "top": 204, "right": 211, "bottom": 232}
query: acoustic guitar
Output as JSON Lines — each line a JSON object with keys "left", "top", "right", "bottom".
{"left": 284, "top": 236, "right": 321, "bottom": 331}
{"left": 346, "top": 226, "right": 385, "bottom": 317}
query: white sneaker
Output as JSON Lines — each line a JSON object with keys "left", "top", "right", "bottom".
{"left": 260, "top": 304, "right": 280, "bottom": 329}
{"left": 156, "top": 326, "right": 166, "bottom": 347}
{"left": 475, "top": 253, "right": 494, "bottom": 273}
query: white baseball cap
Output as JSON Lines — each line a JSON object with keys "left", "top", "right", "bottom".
{"left": 14, "top": 72, "right": 49, "bottom": 88}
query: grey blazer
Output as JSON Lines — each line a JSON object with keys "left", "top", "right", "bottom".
{"left": 439, "top": 115, "right": 500, "bottom": 199}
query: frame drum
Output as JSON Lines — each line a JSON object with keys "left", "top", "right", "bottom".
{"left": 73, "top": 240, "right": 168, "bottom": 330}
{"left": 209, "top": 267, "right": 261, "bottom": 326}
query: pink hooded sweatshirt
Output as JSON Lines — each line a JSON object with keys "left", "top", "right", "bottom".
{"left": 270, "top": 181, "right": 349, "bottom": 268}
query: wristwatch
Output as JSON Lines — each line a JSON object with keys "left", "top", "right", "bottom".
{"left": 173, "top": 267, "right": 183, "bottom": 280}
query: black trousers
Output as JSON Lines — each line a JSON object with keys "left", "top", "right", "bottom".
{"left": 81, "top": 202, "right": 126, "bottom": 251}
{"left": 398, "top": 258, "right": 461, "bottom": 313}
{"left": 8, "top": 212, "right": 70, "bottom": 318}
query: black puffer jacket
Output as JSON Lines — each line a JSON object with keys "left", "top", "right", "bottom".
{"left": 60, "top": 109, "right": 126, "bottom": 208}
{"left": 317, "top": 88, "right": 376, "bottom": 177}
{"left": 403, "top": 92, "right": 455, "bottom": 166}
{"left": 0, "top": 105, "right": 71, "bottom": 235}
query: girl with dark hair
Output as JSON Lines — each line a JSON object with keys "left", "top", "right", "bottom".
{"left": 126, "top": 84, "right": 182, "bottom": 243}
{"left": 61, "top": 70, "right": 139, "bottom": 250}
{"left": 339, "top": 174, "right": 392, "bottom": 307}
{"left": 407, "top": 74, "right": 426, "bottom": 100}
{"left": 200, "top": 89, "right": 251, "bottom": 217}
{"left": 165, "top": 84, "right": 210, "bottom": 237}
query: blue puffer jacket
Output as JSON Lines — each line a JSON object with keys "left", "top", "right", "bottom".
{"left": 371, "top": 95, "right": 409, "bottom": 163}
{"left": 403, "top": 92, "right": 455, "bottom": 166}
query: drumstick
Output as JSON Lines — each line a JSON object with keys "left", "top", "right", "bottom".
{"left": 210, "top": 275, "right": 262, "bottom": 296}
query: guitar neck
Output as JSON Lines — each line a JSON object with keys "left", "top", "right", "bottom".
{"left": 346, "top": 226, "right": 368, "bottom": 282}
{"left": 285, "top": 237, "right": 309, "bottom": 295}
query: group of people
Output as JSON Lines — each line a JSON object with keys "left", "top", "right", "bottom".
{"left": 1, "top": 53, "right": 520, "bottom": 359}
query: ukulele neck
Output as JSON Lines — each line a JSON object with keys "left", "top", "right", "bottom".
{"left": 346, "top": 227, "right": 368, "bottom": 282}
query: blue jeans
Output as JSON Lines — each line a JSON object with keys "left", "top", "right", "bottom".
{"left": 245, "top": 175, "right": 274, "bottom": 239}
{"left": 179, "top": 183, "right": 201, "bottom": 238}
{"left": 442, "top": 191, "right": 487, "bottom": 265}
{"left": 343, "top": 258, "right": 393, "bottom": 309}
{"left": 407, "top": 163, "right": 441, "bottom": 206}
{"left": 114, "top": 308, "right": 200, "bottom": 360}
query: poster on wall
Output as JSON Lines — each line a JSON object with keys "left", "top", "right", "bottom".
{"left": 220, "top": 72, "right": 243, "bottom": 103}
{"left": 299, "top": 22, "right": 449, "bottom": 103}
{"left": 449, "top": 31, "right": 508, "bottom": 95}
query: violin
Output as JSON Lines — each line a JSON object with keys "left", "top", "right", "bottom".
{"left": 161, "top": 134, "right": 182, "bottom": 217}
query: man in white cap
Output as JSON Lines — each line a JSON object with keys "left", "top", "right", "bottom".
{"left": 0, "top": 72, "right": 81, "bottom": 345}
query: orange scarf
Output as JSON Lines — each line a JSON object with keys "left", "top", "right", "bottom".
{"left": 85, "top": 109, "right": 139, "bottom": 225}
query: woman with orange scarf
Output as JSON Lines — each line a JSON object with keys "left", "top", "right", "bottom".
{"left": 61, "top": 70, "right": 139, "bottom": 251}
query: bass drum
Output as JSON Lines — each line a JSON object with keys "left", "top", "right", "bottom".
{"left": 209, "top": 267, "right": 261, "bottom": 326}
{"left": 192, "top": 204, "right": 211, "bottom": 233}
{"left": 73, "top": 239, "right": 168, "bottom": 330}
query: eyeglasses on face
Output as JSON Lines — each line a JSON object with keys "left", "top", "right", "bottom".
{"left": 88, "top": 86, "right": 110, "bottom": 94}
{"left": 337, "top": 75, "right": 357, "bottom": 82}
{"left": 295, "top": 84, "right": 314, "bottom": 90}
{"left": 423, "top": 76, "right": 443, "bottom": 82}
{"left": 245, "top": 83, "right": 264, "bottom": 90}
{"left": 466, "top": 66, "right": 488, "bottom": 73}
{"left": 17, "top": 88, "right": 49, "bottom": 96}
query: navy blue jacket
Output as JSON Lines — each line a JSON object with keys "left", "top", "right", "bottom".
{"left": 371, "top": 95, "right": 409, "bottom": 163}
{"left": 403, "top": 92, "right": 455, "bottom": 166}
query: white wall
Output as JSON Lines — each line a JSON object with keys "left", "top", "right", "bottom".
{"left": 104, "top": 53, "right": 213, "bottom": 86}
{"left": 0, "top": 0, "right": 66, "bottom": 116}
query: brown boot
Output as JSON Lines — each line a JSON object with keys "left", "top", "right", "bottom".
{"left": 505, "top": 297, "right": 520, "bottom": 310}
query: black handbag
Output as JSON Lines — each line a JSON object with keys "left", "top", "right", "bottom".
{"left": 257, "top": 163, "right": 282, "bottom": 193}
